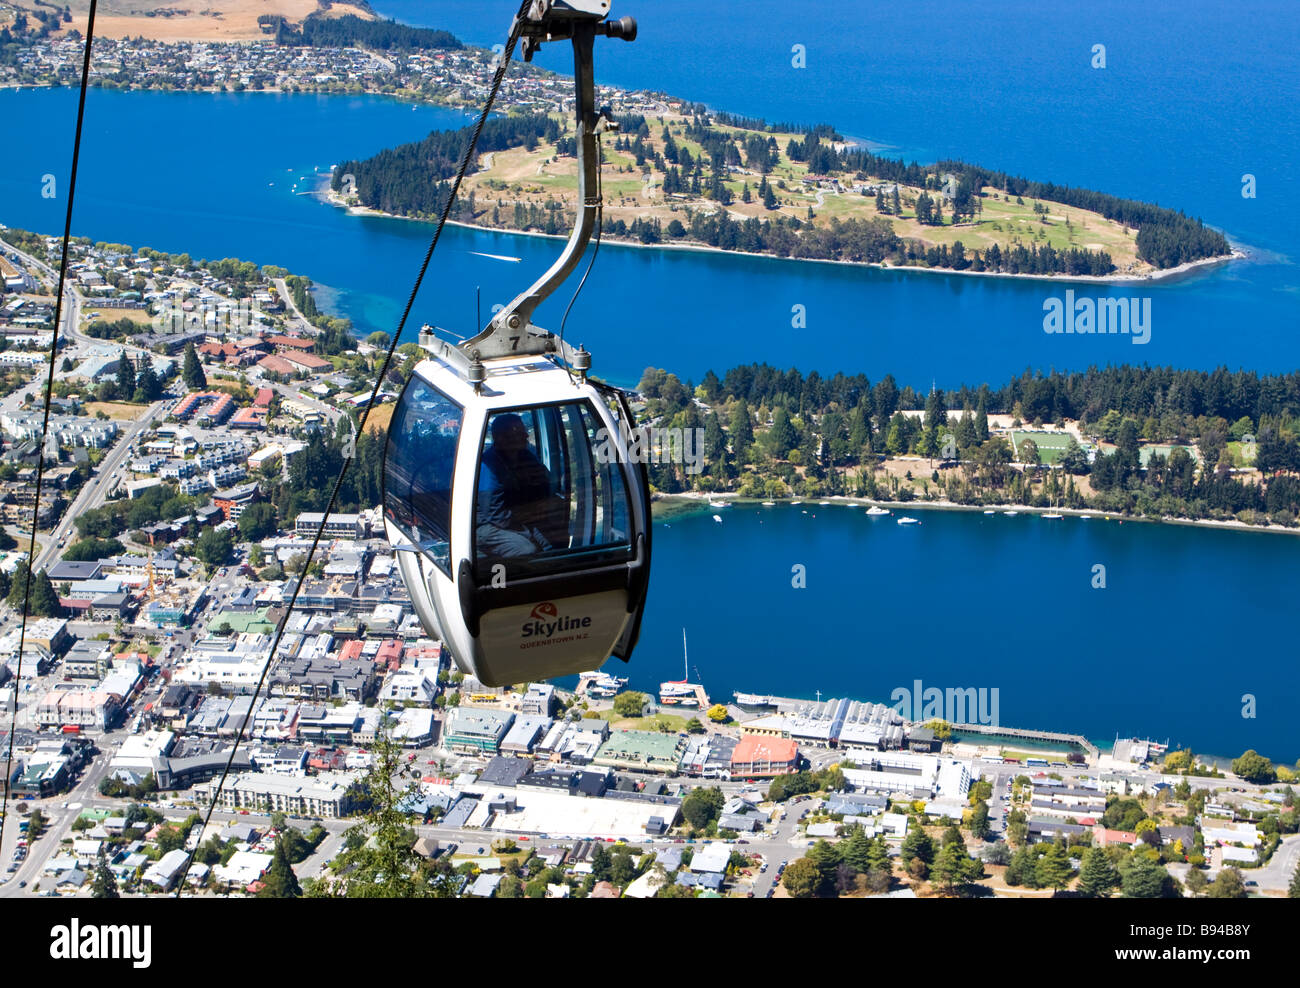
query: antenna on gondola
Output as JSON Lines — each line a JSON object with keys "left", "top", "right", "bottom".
{"left": 382, "top": 0, "right": 651, "bottom": 687}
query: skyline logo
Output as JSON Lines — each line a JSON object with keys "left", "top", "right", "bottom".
{"left": 1043, "top": 289, "right": 1152, "bottom": 345}
{"left": 521, "top": 601, "right": 592, "bottom": 646}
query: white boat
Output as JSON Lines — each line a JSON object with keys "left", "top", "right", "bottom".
{"left": 1042, "top": 512, "right": 1063, "bottom": 520}
{"left": 708, "top": 500, "right": 731, "bottom": 508}
{"left": 1003, "top": 510, "right": 1019, "bottom": 516}
{"left": 897, "top": 516, "right": 919, "bottom": 525}
{"left": 580, "top": 671, "right": 628, "bottom": 698}
{"left": 712, "top": 514, "right": 723, "bottom": 523}
{"left": 983, "top": 509, "right": 996, "bottom": 515}
{"left": 818, "top": 500, "right": 830, "bottom": 505}
{"left": 660, "top": 630, "right": 700, "bottom": 706}
{"left": 761, "top": 500, "right": 775, "bottom": 506}
{"left": 790, "top": 500, "right": 803, "bottom": 505}
{"left": 865, "top": 505, "right": 890, "bottom": 516}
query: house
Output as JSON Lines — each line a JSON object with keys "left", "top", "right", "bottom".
{"left": 468, "top": 873, "right": 503, "bottom": 898}
{"left": 689, "top": 842, "right": 732, "bottom": 875}
{"left": 143, "top": 849, "right": 190, "bottom": 890}
{"left": 1092, "top": 826, "right": 1133, "bottom": 847}
{"left": 1202, "top": 820, "right": 1260, "bottom": 846}
{"left": 214, "top": 850, "right": 273, "bottom": 886}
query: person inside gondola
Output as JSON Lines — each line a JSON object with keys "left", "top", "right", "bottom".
{"left": 477, "top": 412, "right": 563, "bottom": 559}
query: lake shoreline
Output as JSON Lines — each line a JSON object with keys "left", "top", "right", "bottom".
{"left": 321, "top": 186, "right": 1243, "bottom": 285}
{"left": 654, "top": 491, "right": 1300, "bottom": 537}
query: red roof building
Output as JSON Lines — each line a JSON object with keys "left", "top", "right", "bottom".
{"left": 257, "top": 355, "right": 297, "bottom": 376}
{"left": 254, "top": 387, "right": 274, "bottom": 407}
{"left": 1092, "top": 827, "right": 1138, "bottom": 847}
{"left": 283, "top": 351, "right": 331, "bottom": 372}
{"left": 376, "top": 640, "right": 404, "bottom": 671}
{"left": 730, "top": 736, "right": 799, "bottom": 777}
{"left": 228, "top": 406, "right": 267, "bottom": 430}
{"left": 268, "top": 334, "right": 316, "bottom": 351}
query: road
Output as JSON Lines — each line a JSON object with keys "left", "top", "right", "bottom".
{"left": 0, "top": 236, "right": 174, "bottom": 571}
{"left": 32, "top": 398, "right": 167, "bottom": 572}
{"left": 1253, "top": 832, "right": 1300, "bottom": 894}
{"left": 272, "top": 277, "right": 318, "bottom": 335}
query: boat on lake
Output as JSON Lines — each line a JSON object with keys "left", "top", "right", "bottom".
{"left": 865, "top": 505, "right": 890, "bottom": 516}
{"left": 580, "top": 671, "right": 628, "bottom": 698}
{"left": 661, "top": 630, "right": 702, "bottom": 707}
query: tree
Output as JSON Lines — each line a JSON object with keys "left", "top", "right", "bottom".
{"left": 970, "top": 800, "right": 991, "bottom": 840}
{"left": 27, "top": 808, "right": 48, "bottom": 839}
{"left": 1185, "top": 867, "right": 1209, "bottom": 896}
{"left": 1207, "top": 867, "right": 1248, "bottom": 899}
{"left": 1231, "top": 749, "right": 1276, "bottom": 784}
{"left": 181, "top": 342, "right": 206, "bottom": 389}
{"left": 782, "top": 857, "right": 821, "bottom": 898}
{"left": 930, "top": 842, "right": 973, "bottom": 894}
{"left": 306, "top": 734, "right": 453, "bottom": 898}
{"left": 612, "top": 691, "right": 647, "bottom": 717}
{"left": 1004, "top": 846, "right": 1038, "bottom": 887}
{"left": 133, "top": 363, "right": 162, "bottom": 402}
{"left": 805, "top": 839, "right": 841, "bottom": 892}
{"left": 91, "top": 852, "right": 119, "bottom": 899}
{"left": 195, "top": 527, "right": 234, "bottom": 572}
{"left": 1288, "top": 861, "right": 1300, "bottom": 899}
{"left": 706, "top": 703, "right": 728, "bottom": 723}
{"left": 7, "top": 562, "right": 60, "bottom": 617}
{"left": 765, "top": 406, "right": 799, "bottom": 459}
{"left": 1101, "top": 798, "right": 1147, "bottom": 832}
{"left": 680, "top": 786, "right": 724, "bottom": 831}
{"left": 237, "top": 503, "right": 279, "bottom": 542}
{"left": 842, "top": 826, "right": 872, "bottom": 873}
{"left": 1077, "top": 847, "right": 1120, "bottom": 898}
{"left": 1036, "top": 842, "right": 1072, "bottom": 891}
{"left": 729, "top": 398, "right": 754, "bottom": 451}
{"left": 259, "top": 840, "right": 303, "bottom": 898}
{"left": 115, "top": 355, "right": 136, "bottom": 399}
{"left": 1121, "top": 856, "right": 1169, "bottom": 898}
{"left": 900, "top": 826, "right": 934, "bottom": 867}
{"left": 590, "top": 844, "right": 612, "bottom": 882}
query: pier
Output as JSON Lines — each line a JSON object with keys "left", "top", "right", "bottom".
{"left": 660, "top": 682, "right": 710, "bottom": 710}
{"left": 952, "top": 723, "right": 1098, "bottom": 760}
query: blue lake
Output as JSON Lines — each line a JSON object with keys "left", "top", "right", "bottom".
{"left": 2, "top": 0, "right": 1298, "bottom": 761}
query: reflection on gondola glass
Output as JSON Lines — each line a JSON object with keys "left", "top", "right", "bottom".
{"left": 384, "top": 377, "right": 463, "bottom": 573}
{"left": 476, "top": 402, "right": 632, "bottom": 577}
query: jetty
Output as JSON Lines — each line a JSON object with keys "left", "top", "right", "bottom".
{"left": 952, "top": 722, "right": 1098, "bottom": 760}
